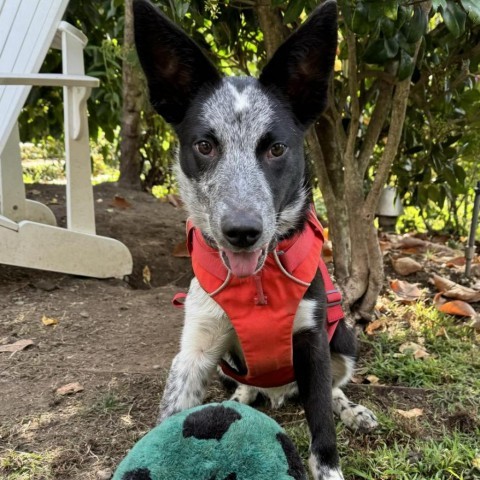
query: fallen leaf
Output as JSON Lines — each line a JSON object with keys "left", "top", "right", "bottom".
{"left": 172, "top": 241, "right": 190, "bottom": 258}
{"left": 365, "top": 319, "right": 387, "bottom": 335}
{"left": 399, "top": 341, "right": 430, "bottom": 359}
{"left": 379, "top": 240, "right": 393, "bottom": 253}
{"left": 392, "top": 257, "right": 423, "bottom": 276}
{"left": 431, "top": 274, "right": 480, "bottom": 302}
{"left": 142, "top": 265, "right": 151, "bottom": 285}
{"left": 445, "top": 256, "right": 466, "bottom": 268}
{"left": 390, "top": 279, "right": 423, "bottom": 303}
{"left": 366, "top": 374, "right": 380, "bottom": 384}
{"left": 110, "top": 195, "right": 132, "bottom": 209}
{"left": 0, "top": 339, "right": 34, "bottom": 353}
{"left": 437, "top": 299, "right": 477, "bottom": 318}
{"left": 42, "top": 315, "right": 58, "bottom": 326}
{"left": 395, "top": 408, "right": 424, "bottom": 418}
{"left": 396, "top": 236, "right": 428, "bottom": 249}
{"left": 471, "top": 264, "right": 480, "bottom": 278}
{"left": 167, "top": 194, "right": 183, "bottom": 208}
{"left": 56, "top": 382, "right": 84, "bottom": 396}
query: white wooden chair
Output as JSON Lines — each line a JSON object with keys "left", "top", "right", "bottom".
{"left": 0, "top": 0, "right": 132, "bottom": 278}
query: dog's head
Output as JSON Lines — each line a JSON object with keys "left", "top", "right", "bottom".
{"left": 133, "top": 0, "right": 337, "bottom": 277}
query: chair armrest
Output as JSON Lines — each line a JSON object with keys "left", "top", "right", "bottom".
{"left": 0, "top": 73, "right": 99, "bottom": 88}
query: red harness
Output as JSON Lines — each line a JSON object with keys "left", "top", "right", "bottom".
{"left": 174, "top": 209, "right": 344, "bottom": 388}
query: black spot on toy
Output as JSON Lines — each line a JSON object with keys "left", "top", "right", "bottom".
{"left": 121, "top": 467, "right": 152, "bottom": 479}
{"left": 113, "top": 401, "right": 307, "bottom": 480}
{"left": 183, "top": 404, "right": 242, "bottom": 440}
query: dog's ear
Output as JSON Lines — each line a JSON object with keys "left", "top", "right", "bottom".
{"left": 259, "top": 1, "right": 337, "bottom": 127}
{"left": 133, "top": 0, "right": 221, "bottom": 125}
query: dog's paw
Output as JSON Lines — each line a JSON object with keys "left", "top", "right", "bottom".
{"left": 340, "top": 403, "right": 378, "bottom": 433}
{"left": 230, "top": 384, "right": 258, "bottom": 404}
{"left": 309, "top": 455, "right": 344, "bottom": 480}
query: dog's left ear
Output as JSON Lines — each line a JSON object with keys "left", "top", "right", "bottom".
{"left": 133, "top": 0, "right": 221, "bottom": 125}
{"left": 259, "top": 1, "right": 338, "bottom": 127}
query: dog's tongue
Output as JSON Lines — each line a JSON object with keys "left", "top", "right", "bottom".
{"left": 223, "top": 249, "right": 262, "bottom": 278}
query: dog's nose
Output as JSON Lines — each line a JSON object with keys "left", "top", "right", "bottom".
{"left": 221, "top": 213, "right": 263, "bottom": 248}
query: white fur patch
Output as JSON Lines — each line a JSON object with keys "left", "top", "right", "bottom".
{"left": 309, "top": 454, "right": 344, "bottom": 480}
{"left": 228, "top": 82, "right": 250, "bottom": 112}
{"left": 292, "top": 298, "right": 317, "bottom": 333}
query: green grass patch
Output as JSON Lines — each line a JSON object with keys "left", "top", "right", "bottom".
{"left": 342, "top": 431, "right": 480, "bottom": 480}
{"left": 0, "top": 449, "right": 54, "bottom": 480}
{"left": 361, "top": 303, "right": 480, "bottom": 399}
{"left": 280, "top": 301, "right": 480, "bottom": 479}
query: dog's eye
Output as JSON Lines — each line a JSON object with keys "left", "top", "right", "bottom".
{"left": 268, "top": 143, "right": 287, "bottom": 158}
{"left": 195, "top": 140, "right": 214, "bottom": 156}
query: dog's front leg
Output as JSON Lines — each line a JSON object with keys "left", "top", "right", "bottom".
{"left": 294, "top": 329, "right": 344, "bottom": 480}
{"left": 158, "top": 278, "right": 232, "bottom": 423}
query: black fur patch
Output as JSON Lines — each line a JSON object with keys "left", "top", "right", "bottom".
{"left": 276, "top": 432, "right": 307, "bottom": 479}
{"left": 122, "top": 467, "right": 152, "bottom": 480}
{"left": 208, "top": 474, "right": 237, "bottom": 480}
{"left": 182, "top": 405, "right": 241, "bottom": 440}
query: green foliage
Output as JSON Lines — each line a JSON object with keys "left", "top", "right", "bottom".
{"left": 18, "top": 0, "right": 480, "bottom": 219}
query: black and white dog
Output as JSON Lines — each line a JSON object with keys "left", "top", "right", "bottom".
{"left": 133, "top": 1, "right": 377, "bottom": 478}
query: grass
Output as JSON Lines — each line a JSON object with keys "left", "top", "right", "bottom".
{"left": 283, "top": 300, "right": 480, "bottom": 479}
{"left": 0, "top": 449, "right": 54, "bottom": 480}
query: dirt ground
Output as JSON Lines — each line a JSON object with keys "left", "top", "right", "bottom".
{"left": 0, "top": 183, "right": 195, "bottom": 479}
{"left": 0, "top": 183, "right": 478, "bottom": 479}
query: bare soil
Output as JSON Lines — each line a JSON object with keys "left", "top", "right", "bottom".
{"left": 0, "top": 183, "right": 193, "bottom": 479}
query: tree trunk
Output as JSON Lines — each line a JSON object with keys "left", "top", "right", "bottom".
{"left": 118, "top": 0, "right": 144, "bottom": 190}
{"left": 255, "top": 0, "right": 431, "bottom": 321}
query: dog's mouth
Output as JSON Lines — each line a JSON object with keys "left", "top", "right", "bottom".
{"left": 220, "top": 247, "right": 267, "bottom": 278}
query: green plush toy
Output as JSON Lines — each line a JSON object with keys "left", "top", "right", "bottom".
{"left": 113, "top": 401, "right": 306, "bottom": 480}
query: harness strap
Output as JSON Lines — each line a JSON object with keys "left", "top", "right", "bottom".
{"left": 317, "top": 258, "right": 343, "bottom": 341}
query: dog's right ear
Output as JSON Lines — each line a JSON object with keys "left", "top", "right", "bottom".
{"left": 259, "top": 1, "right": 338, "bottom": 127}
{"left": 133, "top": 0, "right": 221, "bottom": 125}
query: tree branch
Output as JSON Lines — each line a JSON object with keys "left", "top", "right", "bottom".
{"left": 358, "top": 79, "right": 394, "bottom": 176}
{"left": 344, "top": 29, "right": 360, "bottom": 163}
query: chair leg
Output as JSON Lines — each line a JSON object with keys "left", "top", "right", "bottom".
{"left": 0, "top": 122, "right": 57, "bottom": 226}
{"left": 0, "top": 123, "right": 27, "bottom": 221}
{"left": 62, "top": 29, "right": 96, "bottom": 235}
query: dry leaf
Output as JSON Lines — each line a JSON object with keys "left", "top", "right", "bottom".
{"left": 366, "top": 374, "right": 380, "bottom": 384}
{"left": 0, "top": 339, "right": 34, "bottom": 353}
{"left": 399, "top": 341, "right": 430, "bottom": 359}
{"left": 396, "top": 236, "right": 427, "bottom": 249}
{"left": 379, "top": 240, "right": 393, "bottom": 253}
{"left": 445, "top": 256, "right": 466, "bottom": 268}
{"left": 437, "top": 299, "right": 477, "bottom": 318}
{"left": 392, "top": 257, "right": 423, "bottom": 276}
{"left": 56, "top": 382, "right": 84, "bottom": 396}
{"left": 172, "top": 241, "right": 190, "bottom": 258}
{"left": 395, "top": 408, "right": 424, "bottom": 418}
{"left": 142, "top": 265, "right": 151, "bottom": 285}
{"left": 110, "top": 195, "right": 132, "bottom": 209}
{"left": 42, "top": 315, "right": 58, "bottom": 326}
{"left": 390, "top": 279, "right": 423, "bottom": 303}
{"left": 431, "top": 274, "right": 480, "bottom": 303}
{"left": 365, "top": 319, "right": 387, "bottom": 335}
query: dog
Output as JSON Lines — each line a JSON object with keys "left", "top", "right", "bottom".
{"left": 133, "top": 1, "right": 378, "bottom": 478}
